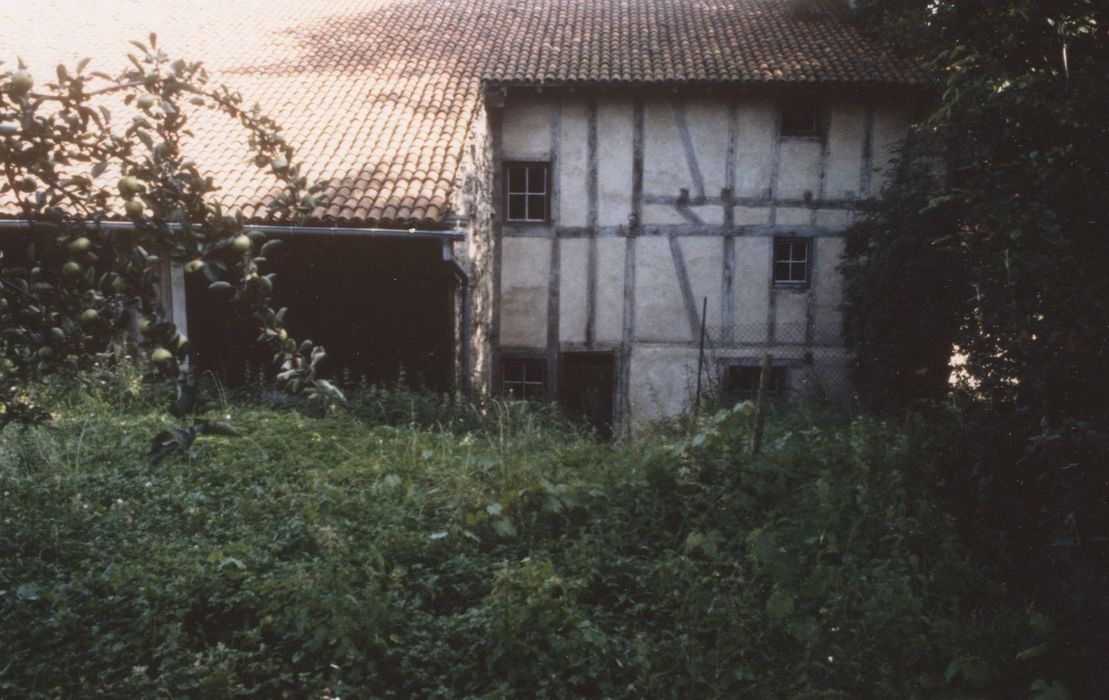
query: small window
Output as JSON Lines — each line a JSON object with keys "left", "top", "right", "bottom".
{"left": 780, "top": 104, "right": 821, "bottom": 138}
{"left": 502, "top": 357, "right": 547, "bottom": 400}
{"left": 773, "top": 238, "right": 811, "bottom": 286}
{"left": 505, "top": 162, "right": 549, "bottom": 222}
{"left": 724, "top": 365, "right": 786, "bottom": 401}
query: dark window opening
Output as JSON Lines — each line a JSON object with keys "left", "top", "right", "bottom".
{"left": 773, "top": 238, "right": 811, "bottom": 286}
{"left": 505, "top": 162, "right": 549, "bottom": 222}
{"left": 502, "top": 357, "right": 547, "bottom": 400}
{"left": 781, "top": 104, "right": 821, "bottom": 138}
{"left": 559, "top": 352, "right": 615, "bottom": 438}
{"left": 724, "top": 365, "right": 786, "bottom": 401}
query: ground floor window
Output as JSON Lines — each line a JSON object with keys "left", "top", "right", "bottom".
{"left": 501, "top": 356, "right": 547, "bottom": 400}
{"left": 724, "top": 364, "right": 786, "bottom": 400}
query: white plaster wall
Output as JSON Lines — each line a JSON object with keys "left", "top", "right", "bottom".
{"left": 689, "top": 205, "right": 724, "bottom": 225}
{"left": 558, "top": 101, "right": 590, "bottom": 227}
{"left": 734, "top": 206, "right": 771, "bottom": 225}
{"left": 559, "top": 238, "right": 589, "bottom": 343}
{"left": 634, "top": 237, "right": 690, "bottom": 343}
{"left": 732, "top": 236, "right": 771, "bottom": 343}
{"left": 501, "top": 97, "right": 552, "bottom": 160}
{"left": 777, "top": 139, "right": 822, "bottom": 199}
{"left": 814, "top": 209, "right": 851, "bottom": 229}
{"left": 680, "top": 236, "right": 724, "bottom": 334}
{"left": 595, "top": 238, "right": 626, "bottom": 343}
{"left": 499, "top": 237, "right": 550, "bottom": 348}
{"left": 685, "top": 98, "right": 730, "bottom": 196}
{"left": 643, "top": 99, "right": 693, "bottom": 196}
{"left": 628, "top": 345, "right": 699, "bottom": 422}
{"left": 775, "top": 207, "right": 812, "bottom": 226}
{"left": 733, "top": 97, "right": 777, "bottom": 198}
{"left": 774, "top": 289, "right": 808, "bottom": 344}
{"left": 596, "top": 98, "right": 634, "bottom": 227}
{"left": 826, "top": 102, "right": 866, "bottom": 199}
{"left": 641, "top": 203, "right": 689, "bottom": 226}
{"left": 813, "top": 236, "right": 846, "bottom": 345}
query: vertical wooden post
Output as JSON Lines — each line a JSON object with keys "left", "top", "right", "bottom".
{"left": 751, "top": 352, "right": 773, "bottom": 455}
{"left": 694, "top": 296, "right": 708, "bottom": 414}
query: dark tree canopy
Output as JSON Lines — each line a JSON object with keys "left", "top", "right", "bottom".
{"left": 844, "top": 0, "right": 1108, "bottom": 421}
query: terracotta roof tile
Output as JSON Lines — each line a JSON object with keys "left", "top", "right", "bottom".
{"left": 5, "top": 0, "right": 917, "bottom": 227}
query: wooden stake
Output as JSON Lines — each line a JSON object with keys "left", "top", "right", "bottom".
{"left": 694, "top": 296, "right": 708, "bottom": 414}
{"left": 751, "top": 352, "right": 772, "bottom": 455}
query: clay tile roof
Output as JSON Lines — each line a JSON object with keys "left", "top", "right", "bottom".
{"left": 4, "top": 0, "right": 917, "bottom": 228}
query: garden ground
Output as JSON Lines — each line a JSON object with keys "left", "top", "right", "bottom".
{"left": 0, "top": 381, "right": 1069, "bottom": 697}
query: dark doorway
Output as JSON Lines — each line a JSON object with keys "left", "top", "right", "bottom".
{"left": 559, "top": 352, "right": 615, "bottom": 438}
{"left": 186, "top": 235, "right": 455, "bottom": 391}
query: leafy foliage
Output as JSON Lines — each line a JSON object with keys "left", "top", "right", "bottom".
{"left": 843, "top": 137, "right": 967, "bottom": 408}
{"left": 845, "top": 0, "right": 1108, "bottom": 421}
{"left": 0, "top": 385, "right": 1068, "bottom": 697}
{"left": 844, "top": 4, "right": 1109, "bottom": 694}
{"left": 0, "top": 38, "right": 338, "bottom": 436}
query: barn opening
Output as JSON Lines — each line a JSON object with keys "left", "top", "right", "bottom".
{"left": 186, "top": 234, "right": 457, "bottom": 392}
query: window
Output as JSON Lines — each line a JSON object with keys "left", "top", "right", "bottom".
{"left": 502, "top": 357, "right": 547, "bottom": 400}
{"left": 505, "top": 162, "right": 549, "bottom": 222}
{"left": 724, "top": 365, "right": 786, "bottom": 401}
{"left": 780, "top": 104, "right": 821, "bottom": 138}
{"left": 773, "top": 238, "right": 811, "bottom": 286}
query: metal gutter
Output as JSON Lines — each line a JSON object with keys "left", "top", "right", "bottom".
{"left": 440, "top": 241, "right": 473, "bottom": 399}
{"left": 0, "top": 219, "right": 466, "bottom": 241}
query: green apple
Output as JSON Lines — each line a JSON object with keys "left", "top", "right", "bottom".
{"left": 80, "top": 309, "right": 99, "bottom": 325}
{"left": 232, "top": 234, "right": 251, "bottom": 252}
{"left": 8, "top": 70, "right": 33, "bottom": 96}
{"left": 118, "top": 176, "right": 142, "bottom": 197}
{"left": 184, "top": 259, "right": 205, "bottom": 274}
{"left": 136, "top": 94, "right": 156, "bottom": 110}
{"left": 61, "top": 261, "right": 82, "bottom": 279}
{"left": 150, "top": 347, "right": 173, "bottom": 364}
{"left": 125, "top": 199, "right": 144, "bottom": 217}
{"left": 69, "top": 236, "right": 91, "bottom": 254}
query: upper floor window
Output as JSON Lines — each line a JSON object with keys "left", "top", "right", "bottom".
{"left": 780, "top": 104, "right": 821, "bottom": 138}
{"left": 773, "top": 238, "right": 811, "bottom": 286}
{"left": 505, "top": 162, "right": 549, "bottom": 222}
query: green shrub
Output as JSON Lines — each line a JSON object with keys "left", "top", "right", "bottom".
{"left": 0, "top": 386, "right": 1064, "bottom": 697}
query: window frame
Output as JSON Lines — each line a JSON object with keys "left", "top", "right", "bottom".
{"left": 779, "top": 103, "right": 824, "bottom": 140}
{"left": 722, "top": 364, "right": 787, "bottom": 401}
{"left": 504, "top": 161, "right": 551, "bottom": 223}
{"left": 499, "top": 354, "right": 548, "bottom": 401}
{"left": 772, "top": 237, "right": 813, "bottom": 288}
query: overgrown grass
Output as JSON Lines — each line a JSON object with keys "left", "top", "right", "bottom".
{"left": 0, "top": 385, "right": 1062, "bottom": 697}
